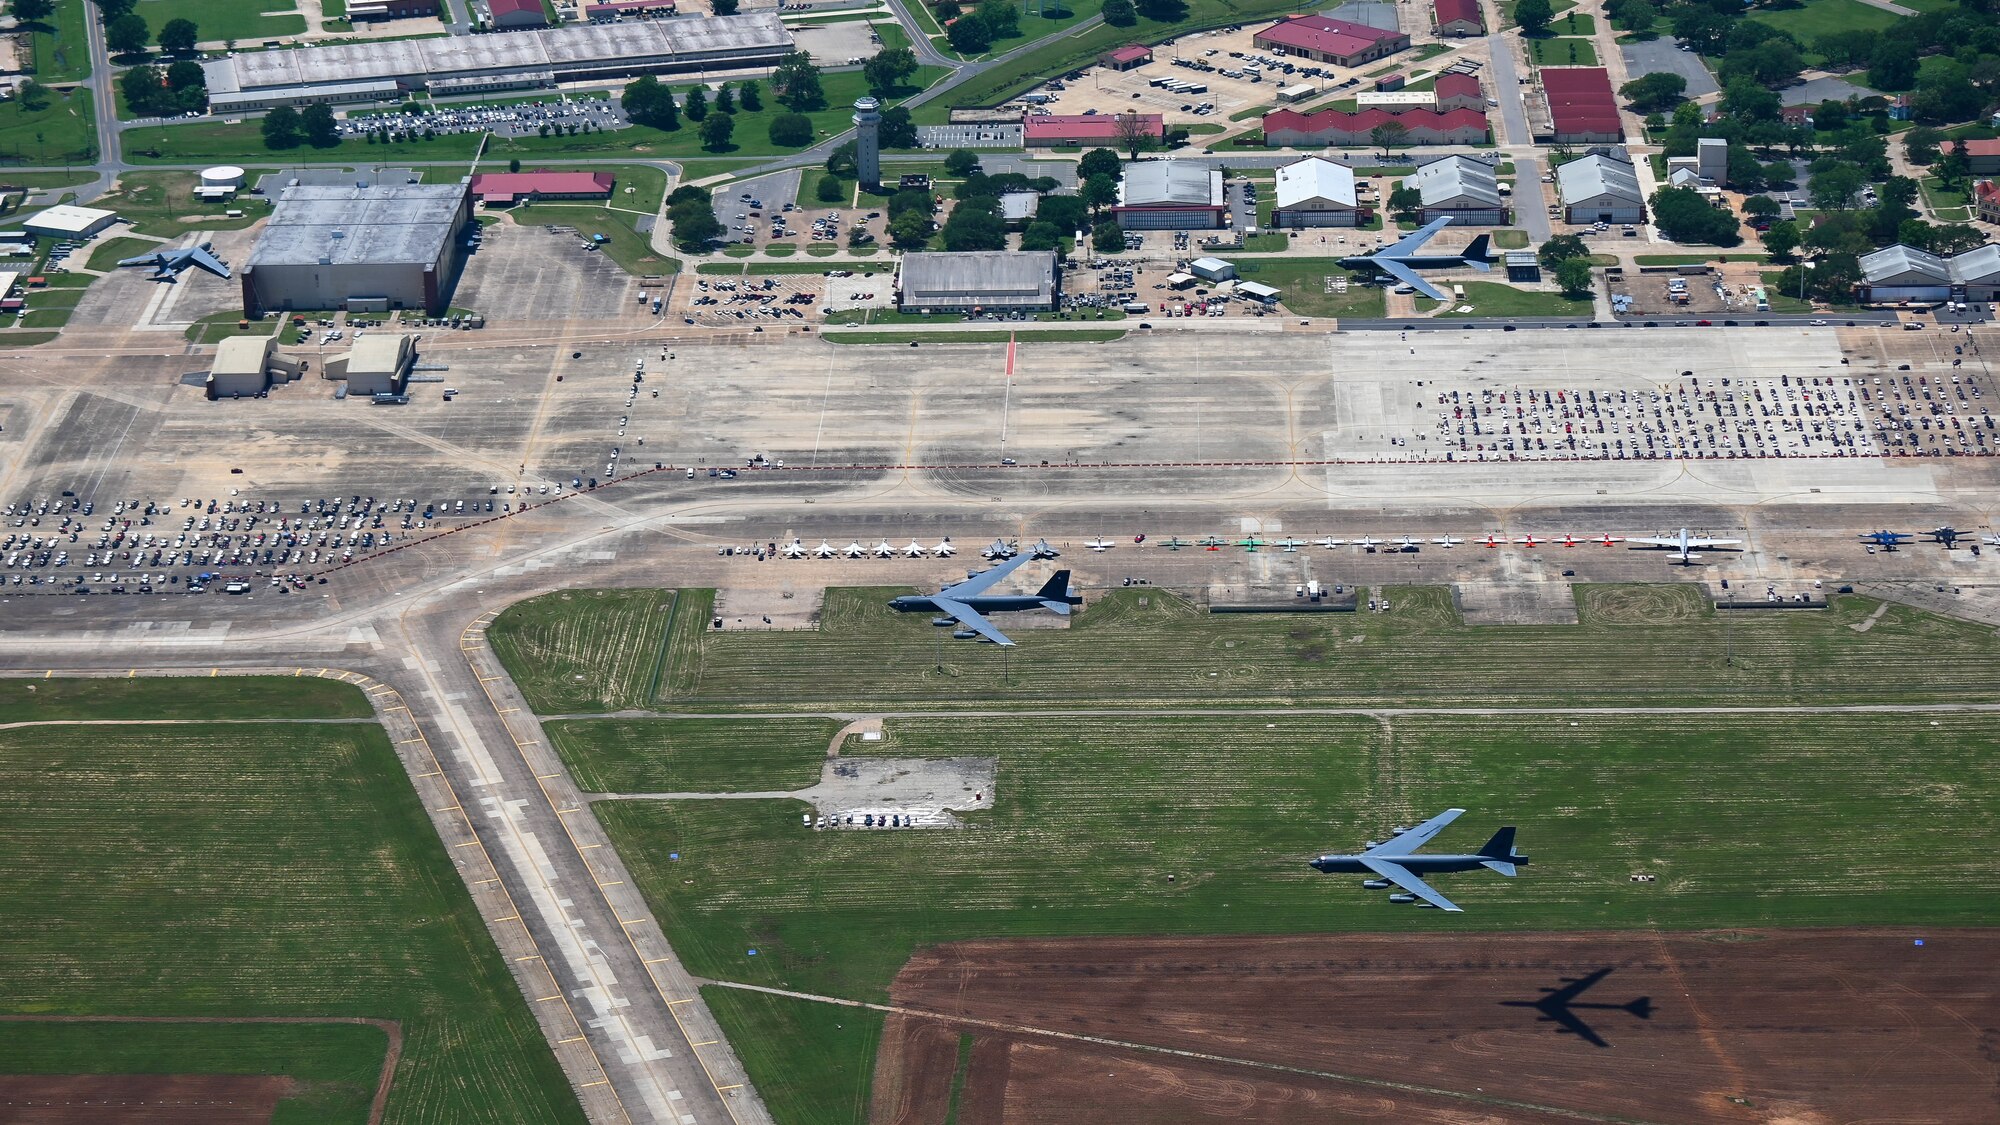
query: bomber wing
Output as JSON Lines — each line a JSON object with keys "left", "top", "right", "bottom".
{"left": 1358, "top": 857, "right": 1462, "bottom": 912}
{"left": 1372, "top": 257, "right": 1451, "bottom": 303}
{"left": 1381, "top": 216, "right": 1452, "bottom": 259}
{"left": 117, "top": 251, "right": 165, "bottom": 268}
{"left": 937, "top": 551, "right": 1034, "bottom": 600}
{"left": 929, "top": 598, "right": 1014, "bottom": 646}
{"left": 1364, "top": 808, "right": 1465, "bottom": 856}
{"left": 185, "top": 245, "right": 232, "bottom": 280}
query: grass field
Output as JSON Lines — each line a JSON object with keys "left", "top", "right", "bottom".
{"left": 0, "top": 681, "right": 585, "bottom": 1124}
{"left": 1526, "top": 38, "right": 1599, "bottom": 66}
{"left": 546, "top": 717, "right": 844, "bottom": 792}
{"left": 22, "top": 0, "right": 91, "bottom": 83}
{"left": 1747, "top": 0, "right": 1901, "bottom": 40}
{"left": 0, "top": 85, "right": 97, "bottom": 166}
{"left": 92, "top": 170, "right": 273, "bottom": 238}
{"left": 702, "top": 988, "right": 880, "bottom": 1125}
{"left": 135, "top": 0, "right": 308, "bottom": 43}
{"left": 1227, "top": 256, "right": 1386, "bottom": 319}
{"left": 1433, "top": 280, "right": 1595, "bottom": 318}
{"left": 488, "top": 587, "right": 686, "bottom": 712}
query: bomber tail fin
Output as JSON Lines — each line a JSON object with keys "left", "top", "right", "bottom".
{"left": 1479, "top": 826, "right": 1520, "bottom": 860}
{"left": 1036, "top": 569, "right": 1080, "bottom": 611}
{"left": 1464, "top": 233, "right": 1493, "bottom": 264}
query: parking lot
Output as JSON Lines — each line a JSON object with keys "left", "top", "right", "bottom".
{"left": 1619, "top": 36, "right": 1719, "bottom": 99}
{"left": 914, "top": 124, "right": 1025, "bottom": 150}
{"left": 340, "top": 94, "right": 625, "bottom": 140}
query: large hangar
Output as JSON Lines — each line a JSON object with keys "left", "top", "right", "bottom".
{"left": 241, "top": 178, "right": 472, "bottom": 317}
{"left": 898, "top": 251, "right": 1059, "bottom": 312}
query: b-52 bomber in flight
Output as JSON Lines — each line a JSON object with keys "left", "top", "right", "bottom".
{"left": 888, "top": 551, "right": 1081, "bottom": 646}
{"left": 1309, "top": 808, "right": 1527, "bottom": 912}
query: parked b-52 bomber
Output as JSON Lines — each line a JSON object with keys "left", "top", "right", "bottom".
{"left": 1309, "top": 809, "right": 1527, "bottom": 912}
{"left": 888, "top": 551, "right": 1081, "bottom": 646}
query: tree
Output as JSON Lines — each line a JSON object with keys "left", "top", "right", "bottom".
{"left": 714, "top": 83, "right": 735, "bottom": 114}
{"left": 772, "top": 51, "right": 826, "bottom": 111}
{"left": 1619, "top": 71, "right": 1686, "bottom": 113}
{"left": 1091, "top": 219, "right": 1124, "bottom": 253}
{"left": 816, "top": 174, "right": 846, "bottom": 203}
{"left": 1809, "top": 164, "right": 1863, "bottom": 210}
{"left": 713, "top": 0, "right": 738, "bottom": 11}
{"left": 1867, "top": 41, "right": 1918, "bottom": 91}
{"left": 943, "top": 148, "right": 981, "bottom": 177}
{"left": 165, "top": 59, "right": 204, "bottom": 91}
{"left": 157, "top": 16, "right": 197, "bottom": 54}
{"left": 947, "top": 13, "right": 991, "bottom": 53}
{"left": 1742, "top": 194, "right": 1781, "bottom": 220}
{"left": 1904, "top": 125, "right": 1946, "bottom": 167}
{"left": 1081, "top": 172, "right": 1118, "bottom": 213}
{"left": 1078, "top": 148, "right": 1121, "bottom": 182}
{"left": 1037, "top": 193, "right": 1087, "bottom": 233}
{"left": 683, "top": 85, "right": 707, "bottom": 122}
{"left": 975, "top": 0, "right": 1018, "bottom": 39}
{"left": 1019, "top": 221, "right": 1066, "bottom": 255}
{"left": 889, "top": 208, "right": 932, "bottom": 246}
{"left": 119, "top": 65, "right": 165, "bottom": 115}
{"left": 509, "top": 157, "right": 522, "bottom": 173}
{"left": 16, "top": 78, "right": 48, "bottom": 112}
{"left": 826, "top": 140, "right": 857, "bottom": 177}
{"left": 1605, "top": 0, "right": 1656, "bottom": 37}
{"left": 1387, "top": 182, "right": 1422, "bottom": 218}
{"left": 1761, "top": 219, "right": 1801, "bottom": 260}
{"left": 298, "top": 103, "right": 338, "bottom": 148}
{"left": 1515, "top": 0, "right": 1553, "bottom": 35}
{"left": 1537, "top": 233, "right": 1588, "bottom": 267}
{"left": 669, "top": 196, "right": 723, "bottom": 251}
{"left": 767, "top": 111, "right": 813, "bottom": 147}
{"left": 1555, "top": 258, "right": 1594, "bottom": 297}
{"left": 935, "top": 0, "right": 961, "bottom": 18}
{"left": 91, "top": 0, "right": 135, "bottom": 21}
{"left": 104, "top": 11, "right": 148, "bottom": 55}
{"left": 879, "top": 106, "right": 917, "bottom": 149}
{"left": 942, "top": 199, "right": 1007, "bottom": 250}
{"left": 888, "top": 188, "right": 933, "bottom": 218}
{"left": 1113, "top": 113, "right": 1156, "bottom": 158}
{"left": 261, "top": 104, "right": 302, "bottom": 150}
{"left": 863, "top": 46, "right": 918, "bottom": 97}
{"left": 1102, "top": 0, "right": 1136, "bottom": 24}
{"left": 1134, "top": 0, "right": 1186, "bottom": 20}
{"left": 11, "top": 0, "right": 54, "bottom": 22}
{"left": 1651, "top": 186, "right": 1742, "bottom": 245}
{"left": 1762, "top": 160, "right": 1794, "bottom": 189}
{"left": 699, "top": 111, "right": 735, "bottom": 152}
{"left": 623, "top": 76, "right": 679, "bottom": 130}
{"left": 1370, "top": 121, "right": 1410, "bottom": 151}
{"left": 739, "top": 80, "right": 761, "bottom": 111}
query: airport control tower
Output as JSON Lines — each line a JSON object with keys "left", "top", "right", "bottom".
{"left": 852, "top": 96, "right": 882, "bottom": 190}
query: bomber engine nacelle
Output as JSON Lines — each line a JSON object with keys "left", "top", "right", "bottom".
{"left": 930, "top": 617, "right": 957, "bottom": 626}
{"left": 1364, "top": 840, "right": 1382, "bottom": 849}
{"left": 1388, "top": 893, "right": 1417, "bottom": 904}
{"left": 1361, "top": 879, "right": 1392, "bottom": 890}
{"left": 952, "top": 629, "right": 978, "bottom": 640}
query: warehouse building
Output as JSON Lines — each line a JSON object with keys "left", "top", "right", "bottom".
{"left": 1432, "top": 0, "right": 1483, "bottom": 36}
{"left": 1556, "top": 151, "right": 1644, "bottom": 225}
{"left": 468, "top": 170, "right": 616, "bottom": 205}
{"left": 1253, "top": 14, "right": 1409, "bottom": 67}
{"left": 325, "top": 333, "right": 418, "bottom": 395}
{"left": 1541, "top": 67, "right": 1623, "bottom": 143}
{"left": 1963, "top": 139, "right": 2000, "bottom": 175}
{"left": 1262, "top": 107, "right": 1488, "bottom": 147}
{"left": 1857, "top": 243, "right": 2000, "bottom": 304}
{"left": 1024, "top": 113, "right": 1164, "bottom": 149}
{"left": 1099, "top": 44, "right": 1153, "bottom": 70}
{"left": 1112, "top": 160, "right": 1227, "bottom": 229}
{"left": 1272, "top": 157, "right": 1361, "bottom": 227}
{"left": 1411, "top": 155, "right": 1505, "bottom": 225}
{"left": 202, "top": 14, "right": 794, "bottom": 111}
{"left": 25, "top": 204, "right": 118, "bottom": 239}
{"left": 1433, "top": 72, "right": 1483, "bottom": 113}
{"left": 207, "top": 335, "right": 304, "bottom": 400}
{"left": 898, "top": 250, "right": 1059, "bottom": 312}
{"left": 241, "top": 178, "right": 472, "bottom": 317}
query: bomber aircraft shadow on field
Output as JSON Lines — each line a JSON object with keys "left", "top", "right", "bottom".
{"left": 1499, "top": 967, "right": 1654, "bottom": 1048}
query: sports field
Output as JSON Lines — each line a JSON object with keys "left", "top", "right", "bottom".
{"left": 0, "top": 680, "right": 585, "bottom": 1125}
{"left": 494, "top": 583, "right": 2000, "bottom": 1124}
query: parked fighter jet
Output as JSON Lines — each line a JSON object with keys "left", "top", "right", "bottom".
{"left": 813, "top": 541, "right": 837, "bottom": 559}
{"left": 872, "top": 539, "right": 896, "bottom": 558}
{"left": 903, "top": 540, "right": 928, "bottom": 558}
{"left": 1500, "top": 967, "right": 1653, "bottom": 1049}
{"left": 781, "top": 539, "right": 807, "bottom": 559}
{"left": 933, "top": 538, "right": 956, "bottom": 557}
{"left": 1627, "top": 528, "right": 1743, "bottom": 565}
{"left": 1859, "top": 530, "right": 1913, "bottom": 551}
{"left": 118, "top": 241, "right": 231, "bottom": 283}
{"left": 888, "top": 552, "right": 1081, "bottom": 646}
{"left": 1309, "top": 809, "right": 1527, "bottom": 912}
{"left": 1029, "top": 538, "right": 1060, "bottom": 559}
{"left": 843, "top": 541, "right": 867, "bottom": 559}
{"left": 1338, "top": 217, "right": 1496, "bottom": 303}
{"left": 982, "top": 539, "right": 1018, "bottom": 560}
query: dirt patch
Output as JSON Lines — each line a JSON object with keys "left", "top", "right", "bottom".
{"left": 872, "top": 930, "right": 2000, "bottom": 1124}
{"left": 0, "top": 1074, "right": 296, "bottom": 1124}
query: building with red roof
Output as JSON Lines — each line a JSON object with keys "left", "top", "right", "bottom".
{"left": 1960, "top": 139, "right": 2000, "bottom": 175}
{"left": 1539, "top": 67, "right": 1622, "bottom": 143}
{"left": 1977, "top": 180, "right": 2000, "bottom": 224}
{"left": 1099, "top": 44, "right": 1153, "bottom": 70}
{"left": 1433, "top": 71, "right": 1483, "bottom": 112}
{"left": 1262, "top": 107, "right": 1488, "bottom": 147}
{"left": 1023, "top": 113, "right": 1164, "bottom": 149}
{"left": 1253, "top": 14, "right": 1409, "bottom": 67}
{"left": 1433, "top": 0, "right": 1483, "bottom": 36}
{"left": 486, "top": 0, "right": 548, "bottom": 29}
{"left": 469, "top": 171, "right": 616, "bottom": 205}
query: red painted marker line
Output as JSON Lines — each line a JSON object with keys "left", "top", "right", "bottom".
{"left": 1006, "top": 332, "right": 1016, "bottom": 378}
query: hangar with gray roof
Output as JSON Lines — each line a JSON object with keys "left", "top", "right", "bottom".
{"left": 202, "top": 14, "right": 794, "bottom": 110}
{"left": 898, "top": 251, "right": 1060, "bottom": 312}
{"left": 241, "top": 177, "right": 472, "bottom": 317}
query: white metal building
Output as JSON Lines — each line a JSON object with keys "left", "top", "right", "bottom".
{"left": 1556, "top": 152, "right": 1645, "bottom": 225}
{"left": 25, "top": 204, "right": 118, "bottom": 239}
{"left": 1858, "top": 243, "right": 2000, "bottom": 303}
{"left": 1273, "top": 157, "right": 1360, "bottom": 227}
{"left": 1412, "top": 155, "right": 1504, "bottom": 225}
{"left": 1112, "top": 161, "right": 1228, "bottom": 230}
{"left": 1189, "top": 256, "right": 1235, "bottom": 282}
{"left": 207, "top": 335, "right": 303, "bottom": 399}
{"left": 898, "top": 251, "right": 1060, "bottom": 312}
{"left": 325, "top": 333, "right": 417, "bottom": 395}
{"left": 241, "top": 178, "right": 471, "bottom": 317}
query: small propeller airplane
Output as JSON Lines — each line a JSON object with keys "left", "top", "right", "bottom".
{"left": 1314, "top": 536, "right": 1346, "bottom": 549}
{"left": 1084, "top": 537, "right": 1117, "bottom": 552}
{"left": 1628, "top": 528, "right": 1743, "bottom": 565}
{"left": 1274, "top": 536, "right": 1307, "bottom": 552}
{"left": 1236, "top": 535, "right": 1270, "bottom": 552}
{"left": 1431, "top": 535, "right": 1464, "bottom": 549}
{"left": 1858, "top": 530, "right": 1912, "bottom": 551}
{"left": 1928, "top": 526, "right": 1961, "bottom": 548}
{"left": 1309, "top": 809, "right": 1528, "bottom": 913}
{"left": 1157, "top": 536, "right": 1195, "bottom": 551}
{"left": 1478, "top": 533, "right": 1504, "bottom": 548}
{"left": 1197, "top": 535, "right": 1229, "bottom": 551}
{"left": 1593, "top": 533, "right": 1623, "bottom": 547}
{"left": 1352, "top": 534, "right": 1383, "bottom": 550}
{"left": 1391, "top": 535, "right": 1422, "bottom": 551}
{"left": 1513, "top": 533, "right": 1547, "bottom": 549}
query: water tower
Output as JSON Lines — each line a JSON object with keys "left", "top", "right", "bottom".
{"left": 852, "top": 96, "right": 882, "bottom": 190}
